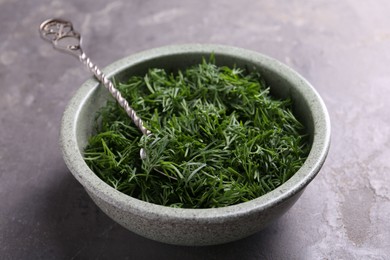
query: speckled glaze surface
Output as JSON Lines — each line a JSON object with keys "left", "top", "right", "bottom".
{"left": 60, "top": 44, "right": 330, "bottom": 246}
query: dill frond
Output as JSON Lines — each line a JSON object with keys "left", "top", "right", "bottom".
{"left": 84, "top": 58, "right": 310, "bottom": 208}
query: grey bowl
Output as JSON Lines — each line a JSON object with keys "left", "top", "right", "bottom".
{"left": 60, "top": 44, "right": 330, "bottom": 246}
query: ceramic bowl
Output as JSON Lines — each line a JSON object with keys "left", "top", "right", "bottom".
{"left": 60, "top": 44, "right": 330, "bottom": 246}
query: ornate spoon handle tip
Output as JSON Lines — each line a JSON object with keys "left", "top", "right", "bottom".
{"left": 39, "top": 18, "right": 151, "bottom": 137}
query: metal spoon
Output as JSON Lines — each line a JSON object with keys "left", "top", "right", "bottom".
{"left": 39, "top": 18, "right": 150, "bottom": 159}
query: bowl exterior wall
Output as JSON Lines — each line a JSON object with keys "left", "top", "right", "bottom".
{"left": 86, "top": 189, "right": 303, "bottom": 245}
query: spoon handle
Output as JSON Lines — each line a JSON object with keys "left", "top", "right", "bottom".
{"left": 78, "top": 53, "right": 151, "bottom": 136}
{"left": 39, "top": 18, "right": 151, "bottom": 136}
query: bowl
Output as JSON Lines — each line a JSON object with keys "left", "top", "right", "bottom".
{"left": 60, "top": 44, "right": 330, "bottom": 246}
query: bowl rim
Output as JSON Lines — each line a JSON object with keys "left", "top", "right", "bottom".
{"left": 61, "top": 44, "right": 331, "bottom": 221}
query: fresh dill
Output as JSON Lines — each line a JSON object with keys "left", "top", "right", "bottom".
{"left": 84, "top": 58, "right": 310, "bottom": 208}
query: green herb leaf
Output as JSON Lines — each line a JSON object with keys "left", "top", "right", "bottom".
{"left": 84, "top": 58, "right": 310, "bottom": 208}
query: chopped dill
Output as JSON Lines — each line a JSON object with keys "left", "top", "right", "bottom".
{"left": 84, "top": 58, "right": 310, "bottom": 208}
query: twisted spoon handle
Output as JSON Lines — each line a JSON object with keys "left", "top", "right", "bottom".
{"left": 78, "top": 53, "right": 151, "bottom": 136}
{"left": 39, "top": 18, "right": 151, "bottom": 136}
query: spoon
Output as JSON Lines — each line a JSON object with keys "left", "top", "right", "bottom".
{"left": 39, "top": 18, "right": 150, "bottom": 159}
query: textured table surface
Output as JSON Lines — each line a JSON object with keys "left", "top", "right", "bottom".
{"left": 1, "top": 1, "right": 389, "bottom": 259}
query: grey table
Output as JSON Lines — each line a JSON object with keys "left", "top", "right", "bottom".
{"left": 1, "top": 1, "right": 389, "bottom": 259}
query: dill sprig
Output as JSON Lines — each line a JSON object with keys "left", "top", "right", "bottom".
{"left": 84, "top": 58, "right": 310, "bottom": 208}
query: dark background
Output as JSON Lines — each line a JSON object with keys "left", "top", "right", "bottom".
{"left": 1, "top": 1, "right": 389, "bottom": 259}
